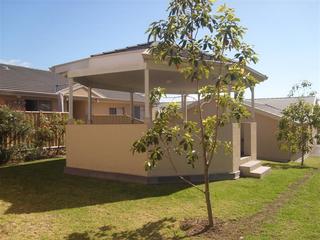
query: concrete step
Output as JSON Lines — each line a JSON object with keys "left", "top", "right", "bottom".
{"left": 247, "top": 166, "right": 272, "bottom": 179}
{"left": 239, "top": 160, "right": 261, "bottom": 175}
{"left": 240, "top": 156, "right": 251, "bottom": 164}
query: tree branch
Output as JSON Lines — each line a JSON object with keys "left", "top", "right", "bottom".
{"left": 162, "top": 138, "right": 205, "bottom": 194}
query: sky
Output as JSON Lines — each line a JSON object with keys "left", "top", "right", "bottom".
{"left": 0, "top": 0, "right": 319, "bottom": 99}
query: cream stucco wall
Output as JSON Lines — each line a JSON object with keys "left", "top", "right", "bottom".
{"left": 66, "top": 124, "right": 148, "bottom": 176}
{"left": 66, "top": 122, "right": 240, "bottom": 179}
{"left": 144, "top": 101, "right": 244, "bottom": 177}
{"left": 255, "top": 112, "right": 294, "bottom": 162}
{"left": 73, "top": 100, "right": 87, "bottom": 120}
{"left": 148, "top": 122, "right": 240, "bottom": 177}
{"left": 65, "top": 100, "right": 259, "bottom": 181}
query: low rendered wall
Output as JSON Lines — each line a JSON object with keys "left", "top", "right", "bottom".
{"left": 65, "top": 124, "right": 148, "bottom": 178}
{"left": 65, "top": 122, "right": 240, "bottom": 183}
{"left": 148, "top": 123, "right": 240, "bottom": 178}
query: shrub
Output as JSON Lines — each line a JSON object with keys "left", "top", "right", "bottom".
{"left": 0, "top": 106, "right": 68, "bottom": 164}
{"left": 50, "top": 113, "right": 68, "bottom": 154}
{"left": 0, "top": 106, "right": 32, "bottom": 164}
{"left": 32, "top": 112, "right": 68, "bottom": 158}
{"left": 33, "top": 113, "right": 54, "bottom": 148}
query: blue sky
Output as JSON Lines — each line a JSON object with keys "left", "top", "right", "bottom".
{"left": 0, "top": 0, "right": 319, "bottom": 98}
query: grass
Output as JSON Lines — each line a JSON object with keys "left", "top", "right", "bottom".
{"left": 0, "top": 157, "right": 319, "bottom": 239}
{"left": 246, "top": 156, "right": 320, "bottom": 240}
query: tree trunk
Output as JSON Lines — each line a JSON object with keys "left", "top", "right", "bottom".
{"left": 301, "top": 152, "right": 305, "bottom": 167}
{"left": 204, "top": 164, "right": 214, "bottom": 227}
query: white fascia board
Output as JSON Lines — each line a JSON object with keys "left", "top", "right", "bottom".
{"left": 58, "top": 84, "right": 106, "bottom": 99}
{"left": 67, "top": 65, "right": 144, "bottom": 78}
{"left": 50, "top": 57, "right": 90, "bottom": 72}
{"left": 68, "top": 50, "right": 146, "bottom": 78}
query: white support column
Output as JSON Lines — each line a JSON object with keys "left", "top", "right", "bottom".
{"left": 250, "top": 86, "right": 255, "bottom": 121}
{"left": 87, "top": 87, "right": 92, "bottom": 124}
{"left": 68, "top": 78, "right": 74, "bottom": 123}
{"left": 58, "top": 92, "right": 64, "bottom": 112}
{"left": 130, "top": 91, "right": 134, "bottom": 124}
{"left": 144, "top": 68, "right": 151, "bottom": 126}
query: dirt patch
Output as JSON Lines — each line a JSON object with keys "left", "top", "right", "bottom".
{"left": 180, "top": 218, "right": 224, "bottom": 237}
{"left": 180, "top": 169, "right": 318, "bottom": 240}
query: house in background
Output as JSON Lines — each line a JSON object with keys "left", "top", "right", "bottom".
{"left": 0, "top": 63, "right": 66, "bottom": 112}
{"left": 245, "top": 96, "right": 319, "bottom": 162}
{"left": 58, "top": 84, "right": 145, "bottom": 123}
{"left": 0, "top": 63, "right": 145, "bottom": 123}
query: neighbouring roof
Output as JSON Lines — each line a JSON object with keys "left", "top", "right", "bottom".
{"left": 0, "top": 63, "right": 145, "bottom": 102}
{"left": 245, "top": 96, "right": 317, "bottom": 118}
{"left": 0, "top": 63, "right": 67, "bottom": 94}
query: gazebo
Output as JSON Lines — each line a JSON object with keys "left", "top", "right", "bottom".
{"left": 51, "top": 43, "right": 269, "bottom": 183}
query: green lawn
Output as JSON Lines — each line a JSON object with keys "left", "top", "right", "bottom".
{"left": 247, "top": 157, "right": 320, "bottom": 240}
{"left": 0, "top": 157, "right": 319, "bottom": 239}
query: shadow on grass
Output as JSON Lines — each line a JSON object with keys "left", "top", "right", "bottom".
{"left": 0, "top": 159, "right": 190, "bottom": 214}
{"left": 65, "top": 217, "right": 182, "bottom": 240}
{"left": 263, "top": 161, "right": 317, "bottom": 170}
{"left": 66, "top": 225, "right": 115, "bottom": 240}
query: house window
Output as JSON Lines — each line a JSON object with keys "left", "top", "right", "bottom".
{"left": 38, "top": 100, "right": 52, "bottom": 111}
{"left": 117, "top": 107, "right": 124, "bottom": 115}
{"left": 25, "top": 99, "right": 52, "bottom": 111}
{"left": 109, "top": 107, "right": 117, "bottom": 115}
{"left": 109, "top": 107, "right": 125, "bottom": 115}
{"left": 25, "top": 100, "right": 38, "bottom": 111}
{"left": 134, "top": 106, "right": 141, "bottom": 119}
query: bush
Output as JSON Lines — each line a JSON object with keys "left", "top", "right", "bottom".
{"left": 34, "top": 113, "right": 54, "bottom": 148}
{"left": 49, "top": 113, "right": 68, "bottom": 151}
{"left": 33, "top": 113, "right": 67, "bottom": 157}
{"left": 0, "top": 148, "right": 13, "bottom": 163}
{"left": 0, "top": 106, "right": 32, "bottom": 164}
{"left": 0, "top": 106, "right": 68, "bottom": 164}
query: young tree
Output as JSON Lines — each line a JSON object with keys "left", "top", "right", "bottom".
{"left": 132, "top": 0, "right": 258, "bottom": 227}
{"left": 288, "top": 80, "right": 317, "bottom": 97}
{"left": 278, "top": 82, "right": 320, "bottom": 166}
{"left": 278, "top": 101, "right": 320, "bottom": 166}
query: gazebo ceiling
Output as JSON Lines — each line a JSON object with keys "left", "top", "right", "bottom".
{"left": 74, "top": 67, "right": 264, "bottom": 94}
{"left": 75, "top": 69, "right": 213, "bottom": 94}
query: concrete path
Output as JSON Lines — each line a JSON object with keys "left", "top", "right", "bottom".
{"left": 310, "top": 145, "right": 320, "bottom": 157}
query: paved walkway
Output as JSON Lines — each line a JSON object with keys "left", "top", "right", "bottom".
{"left": 310, "top": 145, "right": 320, "bottom": 157}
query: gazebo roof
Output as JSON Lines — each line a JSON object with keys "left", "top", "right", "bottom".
{"left": 51, "top": 43, "right": 267, "bottom": 94}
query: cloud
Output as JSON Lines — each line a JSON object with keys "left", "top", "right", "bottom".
{"left": 0, "top": 58, "right": 32, "bottom": 67}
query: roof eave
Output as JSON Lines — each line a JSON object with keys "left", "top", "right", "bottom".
{"left": 0, "top": 89, "right": 58, "bottom": 97}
